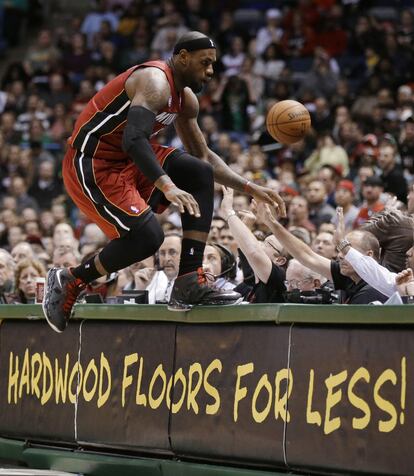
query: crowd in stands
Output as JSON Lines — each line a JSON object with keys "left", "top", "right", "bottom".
{"left": 1, "top": 0, "right": 414, "bottom": 306}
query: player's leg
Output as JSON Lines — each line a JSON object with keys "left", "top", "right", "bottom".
{"left": 43, "top": 150, "right": 164, "bottom": 332}
{"left": 158, "top": 151, "right": 242, "bottom": 310}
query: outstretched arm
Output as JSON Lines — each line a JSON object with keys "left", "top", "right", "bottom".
{"left": 175, "top": 88, "right": 286, "bottom": 216}
{"left": 220, "top": 187, "right": 273, "bottom": 283}
{"left": 260, "top": 203, "right": 333, "bottom": 281}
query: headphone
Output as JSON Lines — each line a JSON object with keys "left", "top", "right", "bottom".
{"left": 211, "top": 243, "right": 237, "bottom": 280}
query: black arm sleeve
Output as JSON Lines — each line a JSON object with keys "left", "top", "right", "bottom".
{"left": 122, "top": 106, "right": 166, "bottom": 183}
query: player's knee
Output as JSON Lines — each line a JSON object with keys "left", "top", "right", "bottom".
{"left": 130, "top": 215, "right": 164, "bottom": 253}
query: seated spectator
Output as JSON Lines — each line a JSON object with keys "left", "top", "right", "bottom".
{"left": 28, "top": 160, "right": 64, "bottom": 211}
{"left": 203, "top": 243, "right": 237, "bottom": 290}
{"left": 378, "top": 138, "right": 408, "bottom": 203}
{"left": 11, "top": 242, "right": 34, "bottom": 263}
{"left": 53, "top": 248, "right": 80, "bottom": 269}
{"left": 220, "top": 187, "right": 287, "bottom": 303}
{"left": 9, "top": 176, "right": 39, "bottom": 214}
{"left": 362, "top": 209, "right": 414, "bottom": 273}
{"left": 260, "top": 202, "right": 387, "bottom": 304}
{"left": 331, "top": 180, "right": 359, "bottom": 232}
{"left": 0, "top": 249, "right": 15, "bottom": 296}
{"left": 353, "top": 176, "right": 385, "bottom": 228}
{"left": 287, "top": 195, "right": 316, "bottom": 235}
{"left": 10, "top": 258, "right": 46, "bottom": 304}
{"left": 128, "top": 255, "right": 168, "bottom": 304}
{"left": 306, "top": 180, "right": 335, "bottom": 229}
{"left": 304, "top": 134, "right": 349, "bottom": 176}
{"left": 284, "top": 259, "right": 329, "bottom": 303}
{"left": 311, "top": 231, "right": 337, "bottom": 260}
{"left": 157, "top": 233, "right": 182, "bottom": 303}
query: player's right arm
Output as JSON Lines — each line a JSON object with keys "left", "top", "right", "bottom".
{"left": 123, "top": 68, "right": 199, "bottom": 216}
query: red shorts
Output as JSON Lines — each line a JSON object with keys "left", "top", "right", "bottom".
{"left": 63, "top": 144, "right": 175, "bottom": 239}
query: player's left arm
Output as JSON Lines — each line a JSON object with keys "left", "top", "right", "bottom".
{"left": 175, "top": 88, "right": 286, "bottom": 216}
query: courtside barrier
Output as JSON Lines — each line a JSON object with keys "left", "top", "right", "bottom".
{"left": 0, "top": 303, "right": 412, "bottom": 475}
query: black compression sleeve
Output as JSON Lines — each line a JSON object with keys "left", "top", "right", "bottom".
{"left": 122, "top": 106, "right": 166, "bottom": 183}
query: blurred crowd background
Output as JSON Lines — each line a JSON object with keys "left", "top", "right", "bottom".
{"left": 1, "top": 0, "right": 414, "bottom": 305}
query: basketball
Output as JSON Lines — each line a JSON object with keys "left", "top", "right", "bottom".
{"left": 266, "top": 100, "right": 311, "bottom": 145}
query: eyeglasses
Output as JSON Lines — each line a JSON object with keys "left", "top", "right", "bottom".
{"left": 264, "top": 240, "right": 282, "bottom": 255}
{"left": 284, "top": 278, "right": 313, "bottom": 289}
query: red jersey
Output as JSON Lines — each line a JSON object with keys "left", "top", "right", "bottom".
{"left": 68, "top": 61, "right": 184, "bottom": 161}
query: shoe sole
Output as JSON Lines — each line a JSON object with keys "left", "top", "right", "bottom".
{"left": 42, "top": 269, "right": 63, "bottom": 334}
{"left": 168, "top": 296, "right": 243, "bottom": 312}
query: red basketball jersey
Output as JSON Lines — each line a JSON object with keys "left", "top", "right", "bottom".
{"left": 68, "top": 61, "right": 184, "bottom": 161}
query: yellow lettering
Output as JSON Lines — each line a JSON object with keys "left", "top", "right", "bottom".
{"left": 68, "top": 362, "right": 83, "bottom": 404}
{"left": 148, "top": 364, "right": 167, "bottom": 410}
{"left": 8, "top": 352, "right": 19, "bottom": 404}
{"left": 98, "top": 352, "right": 111, "bottom": 408}
{"left": 83, "top": 358, "right": 98, "bottom": 402}
{"left": 171, "top": 368, "right": 186, "bottom": 414}
{"left": 31, "top": 352, "right": 42, "bottom": 399}
{"left": 348, "top": 367, "right": 371, "bottom": 430}
{"left": 306, "top": 369, "right": 321, "bottom": 426}
{"left": 204, "top": 359, "right": 222, "bottom": 416}
{"left": 135, "top": 356, "right": 146, "bottom": 407}
{"left": 55, "top": 354, "right": 69, "bottom": 403}
{"left": 274, "top": 368, "right": 292, "bottom": 423}
{"left": 374, "top": 369, "right": 397, "bottom": 433}
{"left": 400, "top": 357, "right": 406, "bottom": 425}
{"left": 41, "top": 352, "right": 53, "bottom": 405}
{"left": 122, "top": 353, "right": 138, "bottom": 408}
{"left": 18, "top": 349, "right": 30, "bottom": 399}
{"left": 187, "top": 362, "right": 203, "bottom": 414}
{"left": 324, "top": 370, "right": 347, "bottom": 435}
{"left": 234, "top": 362, "right": 254, "bottom": 422}
{"left": 252, "top": 374, "right": 272, "bottom": 423}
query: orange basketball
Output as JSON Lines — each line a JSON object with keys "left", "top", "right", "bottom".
{"left": 266, "top": 100, "right": 311, "bottom": 145}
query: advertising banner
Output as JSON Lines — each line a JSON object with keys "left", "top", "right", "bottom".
{"left": 0, "top": 321, "right": 80, "bottom": 442}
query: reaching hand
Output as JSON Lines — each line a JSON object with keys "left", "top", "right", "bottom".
{"left": 248, "top": 183, "right": 286, "bottom": 218}
{"left": 220, "top": 186, "right": 234, "bottom": 217}
{"left": 134, "top": 267, "right": 156, "bottom": 290}
{"left": 334, "top": 207, "right": 345, "bottom": 245}
{"left": 238, "top": 209, "right": 256, "bottom": 229}
{"left": 163, "top": 184, "right": 200, "bottom": 216}
{"left": 395, "top": 268, "right": 414, "bottom": 296}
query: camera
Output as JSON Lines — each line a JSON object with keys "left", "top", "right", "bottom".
{"left": 285, "top": 288, "right": 337, "bottom": 304}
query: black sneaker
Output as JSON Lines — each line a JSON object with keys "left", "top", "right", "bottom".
{"left": 42, "top": 268, "right": 86, "bottom": 333}
{"left": 168, "top": 268, "right": 242, "bottom": 311}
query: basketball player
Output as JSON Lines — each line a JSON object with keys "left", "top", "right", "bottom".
{"left": 43, "top": 31, "right": 286, "bottom": 333}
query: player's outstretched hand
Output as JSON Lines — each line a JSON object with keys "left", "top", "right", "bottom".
{"left": 247, "top": 183, "right": 286, "bottom": 218}
{"left": 163, "top": 185, "right": 200, "bottom": 217}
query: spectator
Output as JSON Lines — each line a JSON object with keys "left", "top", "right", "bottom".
{"left": 0, "top": 249, "right": 15, "bottom": 295}
{"left": 203, "top": 243, "right": 237, "bottom": 290}
{"left": 11, "top": 258, "right": 46, "bottom": 304}
{"left": 353, "top": 176, "right": 385, "bottom": 228}
{"left": 287, "top": 195, "right": 316, "bottom": 235}
{"left": 9, "top": 176, "right": 39, "bottom": 214}
{"left": 157, "top": 233, "right": 182, "bottom": 303}
{"left": 220, "top": 187, "right": 287, "bottom": 303}
{"left": 378, "top": 139, "right": 408, "bottom": 203}
{"left": 332, "top": 180, "right": 359, "bottom": 232}
{"left": 306, "top": 179, "right": 335, "bottom": 229}
{"left": 28, "top": 161, "right": 63, "bottom": 211}
{"left": 311, "top": 231, "right": 337, "bottom": 260}
{"left": 11, "top": 242, "right": 34, "bottom": 263}
{"left": 261, "top": 203, "right": 387, "bottom": 304}
{"left": 256, "top": 9, "right": 284, "bottom": 56}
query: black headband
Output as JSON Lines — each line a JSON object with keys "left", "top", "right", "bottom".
{"left": 173, "top": 37, "right": 216, "bottom": 55}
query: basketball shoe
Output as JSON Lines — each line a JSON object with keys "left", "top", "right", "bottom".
{"left": 42, "top": 268, "right": 86, "bottom": 333}
{"left": 168, "top": 267, "right": 242, "bottom": 311}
